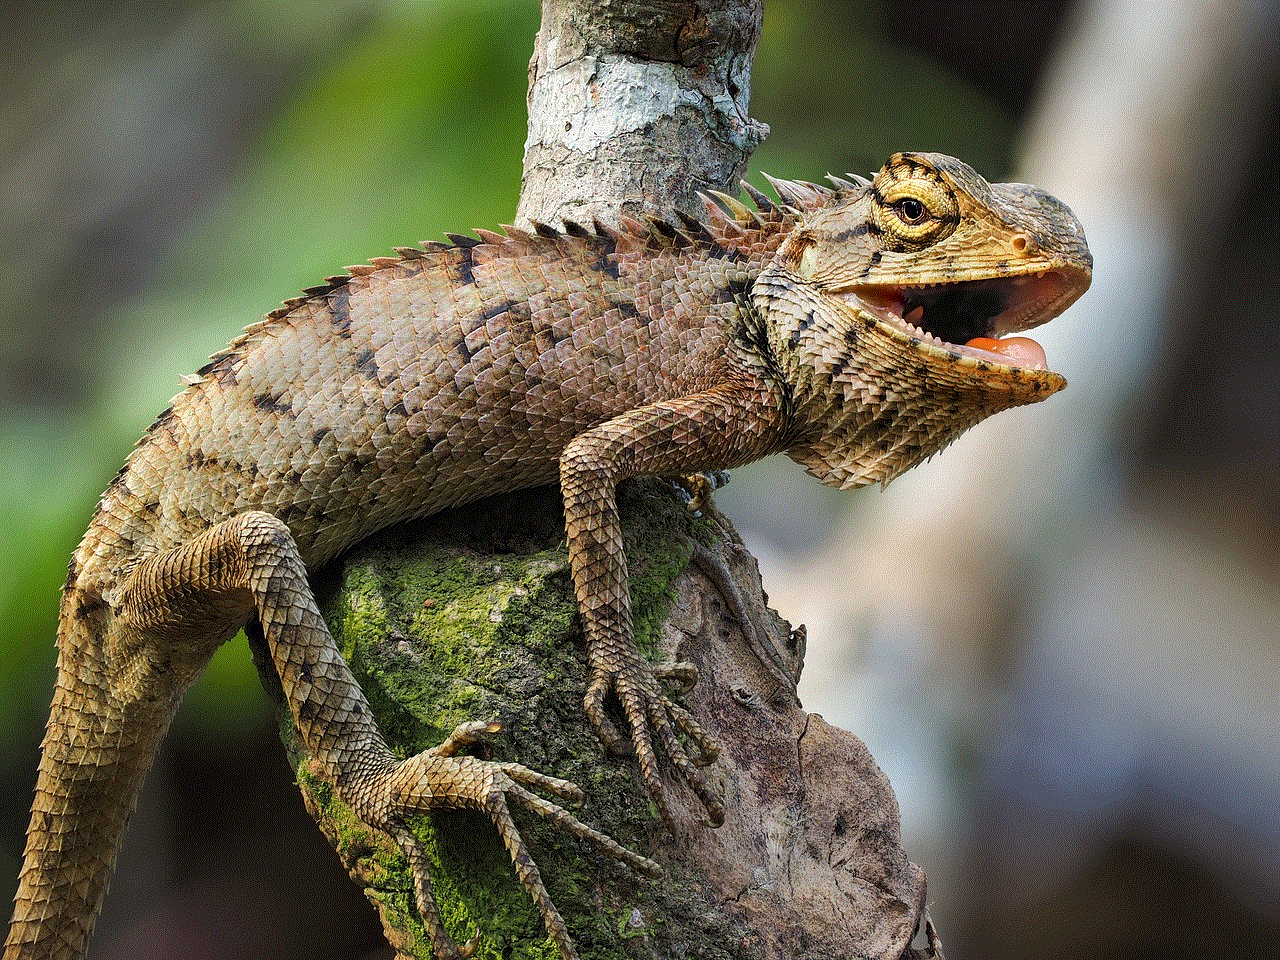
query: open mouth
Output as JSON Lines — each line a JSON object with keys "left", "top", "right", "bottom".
{"left": 850, "top": 271, "right": 1080, "bottom": 371}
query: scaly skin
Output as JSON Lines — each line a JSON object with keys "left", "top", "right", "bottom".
{"left": 6, "top": 153, "right": 1090, "bottom": 960}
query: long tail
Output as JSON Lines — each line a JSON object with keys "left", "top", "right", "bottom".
{"left": 5, "top": 603, "right": 182, "bottom": 960}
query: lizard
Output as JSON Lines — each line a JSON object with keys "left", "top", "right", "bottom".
{"left": 5, "top": 152, "right": 1090, "bottom": 960}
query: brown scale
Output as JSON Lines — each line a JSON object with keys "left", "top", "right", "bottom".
{"left": 6, "top": 153, "right": 1091, "bottom": 960}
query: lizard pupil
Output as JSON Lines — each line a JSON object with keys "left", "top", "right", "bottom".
{"left": 897, "top": 198, "right": 926, "bottom": 224}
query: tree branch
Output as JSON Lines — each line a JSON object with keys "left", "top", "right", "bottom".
{"left": 519, "top": 0, "right": 767, "bottom": 224}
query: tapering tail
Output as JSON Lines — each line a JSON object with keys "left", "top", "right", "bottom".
{"left": 5, "top": 606, "right": 180, "bottom": 960}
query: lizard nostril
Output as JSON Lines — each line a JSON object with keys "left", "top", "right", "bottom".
{"left": 1011, "top": 233, "right": 1035, "bottom": 255}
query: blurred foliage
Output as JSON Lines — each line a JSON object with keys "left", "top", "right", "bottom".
{"left": 0, "top": 0, "right": 1012, "bottom": 739}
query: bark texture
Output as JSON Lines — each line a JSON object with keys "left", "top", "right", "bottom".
{"left": 518, "top": 0, "right": 768, "bottom": 224}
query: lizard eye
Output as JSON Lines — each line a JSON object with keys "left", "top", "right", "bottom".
{"left": 869, "top": 159, "right": 960, "bottom": 252}
{"left": 893, "top": 197, "right": 927, "bottom": 224}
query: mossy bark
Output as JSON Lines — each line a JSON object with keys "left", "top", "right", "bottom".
{"left": 269, "top": 480, "right": 930, "bottom": 959}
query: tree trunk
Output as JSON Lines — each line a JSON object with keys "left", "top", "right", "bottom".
{"left": 276, "top": 3, "right": 936, "bottom": 958}
{"left": 518, "top": 0, "right": 768, "bottom": 225}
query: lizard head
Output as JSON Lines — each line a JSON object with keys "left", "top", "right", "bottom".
{"left": 755, "top": 152, "right": 1092, "bottom": 488}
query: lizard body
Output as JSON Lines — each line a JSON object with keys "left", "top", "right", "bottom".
{"left": 6, "top": 154, "right": 1090, "bottom": 960}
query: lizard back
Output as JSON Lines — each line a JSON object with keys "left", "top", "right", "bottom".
{"left": 72, "top": 208, "right": 796, "bottom": 598}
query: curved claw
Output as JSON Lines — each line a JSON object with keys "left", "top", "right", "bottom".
{"left": 643, "top": 692, "right": 725, "bottom": 826}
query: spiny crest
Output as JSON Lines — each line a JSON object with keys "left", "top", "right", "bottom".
{"left": 216, "top": 174, "right": 835, "bottom": 381}
{"left": 699, "top": 171, "right": 869, "bottom": 234}
{"left": 264, "top": 272, "right": 354, "bottom": 323}
{"left": 757, "top": 173, "right": 867, "bottom": 211}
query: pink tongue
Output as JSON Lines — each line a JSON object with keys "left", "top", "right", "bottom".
{"left": 965, "top": 336, "right": 1048, "bottom": 370}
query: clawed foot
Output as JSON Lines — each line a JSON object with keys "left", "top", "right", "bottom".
{"left": 583, "top": 657, "right": 725, "bottom": 828}
{"left": 373, "top": 721, "right": 660, "bottom": 960}
{"left": 670, "top": 470, "right": 731, "bottom": 515}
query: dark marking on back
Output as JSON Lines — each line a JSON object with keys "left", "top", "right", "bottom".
{"left": 587, "top": 237, "right": 621, "bottom": 279}
{"left": 74, "top": 595, "right": 109, "bottom": 621}
{"left": 140, "top": 406, "right": 178, "bottom": 443}
{"left": 704, "top": 239, "right": 749, "bottom": 262}
{"left": 389, "top": 400, "right": 408, "bottom": 419}
{"left": 330, "top": 286, "right": 353, "bottom": 339}
{"left": 312, "top": 426, "right": 331, "bottom": 445}
{"left": 253, "top": 392, "right": 291, "bottom": 414}
{"left": 650, "top": 218, "right": 679, "bottom": 242}
{"left": 356, "top": 348, "right": 379, "bottom": 380}
{"left": 454, "top": 245, "right": 476, "bottom": 287}
{"left": 350, "top": 451, "right": 378, "bottom": 476}
{"left": 714, "top": 277, "right": 752, "bottom": 304}
{"left": 198, "top": 350, "right": 241, "bottom": 386}
{"left": 609, "top": 298, "right": 641, "bottom": 320}
{"left": 676, "top": 210, "right": 714, "bottom": 241}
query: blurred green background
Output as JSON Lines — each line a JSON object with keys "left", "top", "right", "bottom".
{"left": 0, "top": 0, "right": 1023, "bottom": 734}
{"left": 2, "top": 2, "right": 1275, "bottom": 959}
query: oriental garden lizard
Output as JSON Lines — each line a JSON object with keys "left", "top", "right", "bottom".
{"left": 5, "top": 153, "right": 1091, "bottom": 960}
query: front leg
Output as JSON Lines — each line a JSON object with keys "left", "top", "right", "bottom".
{"left": 558, "top": 384, "right": 783, "bottom": 826}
